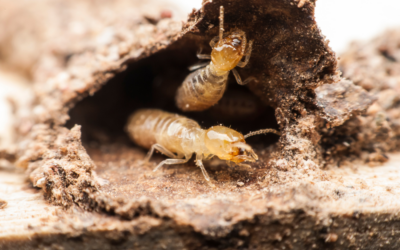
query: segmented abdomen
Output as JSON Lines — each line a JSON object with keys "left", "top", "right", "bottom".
{"left": 175, "top": 65, "right": 229, "bottom": 111}
{"left": 126, "top": 109, "right": 202, "bottom": 156}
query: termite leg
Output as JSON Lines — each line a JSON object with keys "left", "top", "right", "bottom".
{"left": 236, "top": 40, "right": 254, "bottom": 68}
{"left": 240, "top": 37, "right": 247, "bottom": 61}
{"left": 219, "top": 6, "right": 224, "bottom": 41}
{"left": 204, "top": 154, "right": 214, "bottom": 161}
{"left": 188, "top": 61, "right": 209, "bottom": 71}
{"left": 144, "top": 144, "right": 178, "bottom": 162}
{"left": 209, "top": 36, "right": 219, "bottom": 48}
{"left": 232, "top": 68, "right": 257, "bottom": 85}
{"left": 197, "top": 48, "right": 211, "bottom": 60}
{"left": 195, "top": 155, "right": 211, "bottom": 181}
{"left": 238, "top": 163, "right": 252, "bottom": 169}
{"left": 153, "top": 155, "right": 192, "bottom": 172}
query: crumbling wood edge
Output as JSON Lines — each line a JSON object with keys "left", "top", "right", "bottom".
{"left": 2, "top": 153, "right": 400, "bottom": 249}
{"left": 0, "top": 149, "right": 16, "bottom": 162}
{"left": 16, "top": 0, "right": 343, "bottom": 209}
{"left": 1, "top": 187, "right": 400, "bottom": 250}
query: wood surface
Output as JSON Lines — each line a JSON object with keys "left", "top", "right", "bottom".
{"left": 0, "top": 154, "right": 400, "bottom": 249}
{"left": 0, "top": 0, "right": 399, "bottom": 249}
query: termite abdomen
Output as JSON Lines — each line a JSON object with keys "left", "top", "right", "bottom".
{"left": 175, "top": 6, "right": 256, "bottom": 112}
{"left": 175, "top": 65, "right": 228, "bottom": 111}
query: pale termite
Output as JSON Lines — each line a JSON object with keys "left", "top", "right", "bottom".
{"left": 126, "top": 109, "right": 280, "bottom": 181}
{"left": 175, "top": 6, "right": 256, "bottom": 112}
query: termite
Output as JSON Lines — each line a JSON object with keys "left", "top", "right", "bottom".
{"left": 175, "top": 6, "right": 256, "bottom": 112}
{"left": 125, "top": 109, "right": 280, "bottom": 181}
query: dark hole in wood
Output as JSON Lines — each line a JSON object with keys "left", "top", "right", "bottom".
{"left": 66, "top": 42, "right": 279, "bottom": 150}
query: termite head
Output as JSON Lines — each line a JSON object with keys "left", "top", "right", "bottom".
{"left": 204, "top": 125, "right": 258, "bottom": 164}
{"left": 211, "top": 29, "right": 247, "bottom": 72}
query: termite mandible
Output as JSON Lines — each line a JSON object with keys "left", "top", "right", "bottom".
{"left": 126, "top": 109, "right": 280, "bottom": 181}
{"left": 175, "top": 6, "right": 256, "bottom": 112}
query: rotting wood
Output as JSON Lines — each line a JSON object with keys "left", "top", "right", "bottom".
{"left": 1, "top": 154, "right": 400, "bottom": 249}
{"left": 315, "top": 79, "right": 375, "bottom": 128}
{"left": 1, "top": 0, "right": 400, "bottom": 249}
{"left": 322, "top": 29, "right": 400, "bottom": 165}
{"left": 16, "top": 0, "right": 343, "bottom": 209}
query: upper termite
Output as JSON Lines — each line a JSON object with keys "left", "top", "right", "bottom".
{"left": 126, "top": 109, "right": 280, "bottom": 181}
{"left": 175, "top": 6, "right": 256, "bottom": 112}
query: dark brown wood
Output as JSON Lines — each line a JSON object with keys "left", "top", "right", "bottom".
{"left": 1, "top": 0, "right": 399, "bottom": 249}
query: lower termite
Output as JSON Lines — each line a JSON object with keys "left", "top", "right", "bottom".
{"left": 126, "top": 109, "right": 280, "bottom": 181}
{"left": 175, "top": 6, "right": 256, "bottom": 112}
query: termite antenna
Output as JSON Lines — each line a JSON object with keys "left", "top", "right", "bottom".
{"left": 244, "top": 128, "right": 281, "bottom": 139}
{"left": 219, "top": 6, "right": 224, "bottom": 41}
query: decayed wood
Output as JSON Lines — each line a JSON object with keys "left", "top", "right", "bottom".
{"left": 321, "top": 29, "right": 400, "bottom": 164}
{"left": 1, "top": 0, "right": 400, "bottom": 249}
{"left": 315, "top": 79, "right": 375, "bottom": 127}
{"left": 0, "top": 167, "right": 167, "bottom": 250}
{"left": 0, "top": 167, "right": 59, "bottom": 240}
{"left": 1, "top": 154, "right": 400, "bottom": 249}
{"left": 15, "top": 0, "right": 343, "bottom": 210}
{"left": 0, "top": 0, "right": 184, "bottom": 79}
